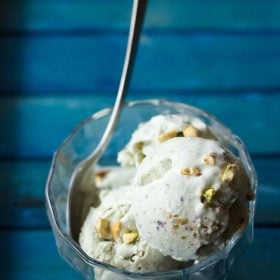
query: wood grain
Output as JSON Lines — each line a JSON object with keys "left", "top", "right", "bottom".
{"left": 0, "top": 228, "right": 279, "bottom": 279}
{"left": 228, "top": 227, "right": 280, "bottom": 280}
{"left": 0, "top": 230, "right": 82, "bottom": 279}
{"left": 0, "top": 159, "right": 50, "bottom": 229}
{"left": 2, "top": 0, "right": 280, "bottom": 31}
{"left": 2, "top": 34, "right": 280, "bottom": 92}
{"left": 0, "top": 94, "right": 279, "bottom": 157}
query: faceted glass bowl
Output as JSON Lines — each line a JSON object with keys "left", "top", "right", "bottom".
{"left": 45, "top": 99, "right": 257, "bottom": 280}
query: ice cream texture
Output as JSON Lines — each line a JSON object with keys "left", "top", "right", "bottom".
{"left": 80, "top": 171, "right": 183, "bottom": 272}
{"left": 79, "top": 114, "right": 253, "bottom": 272}
{"left": 118, "top": 114, "right": 215, "bottom": 167}
{"left": 132, "top": 136, "right": 251, "bottom": 261}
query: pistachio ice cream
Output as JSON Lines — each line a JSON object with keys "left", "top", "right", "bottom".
{"left": 80, "top": 171, "right": 184, "bottom": 273}
{"left": 118, "top": 114, "right": 215, "bottom": 167}
{"left": 79, "top": 114, "right": 253, "bottom": 273}
{"left": 132, "top": 137, "right": 251, "bottom": 261}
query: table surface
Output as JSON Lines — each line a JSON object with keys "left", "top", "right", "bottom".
{"left": 1, "top": 1, "right": 280, "bottom": 279}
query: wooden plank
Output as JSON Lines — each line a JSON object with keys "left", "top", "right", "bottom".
{"left": 0, "top": 228, "right": 279, "bottom": 279}
{"left": 0, "top": 93, "right": 279, "bottom": 157}
{"left": 2, "top": 34, "right": 280, "bottom": 92}
{"left": 0, "top": 158, "right": 279, "bottom": 228}
{"left": 2, "top": 0, "right": 280, "bottom": 31}
{"left": 0, "top": 159, "right": 50, "bottom": 229}
{"left": 253, "top": 158, "right": 280, "bottom": 225}
{"left": 228, "top": 227, "right": 280, "bottom": 280}
{"left": 0, "top": 230, "right": 82, "bottom": 280}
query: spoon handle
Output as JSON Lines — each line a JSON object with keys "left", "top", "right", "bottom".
{"left": 89, "top": 0, "right": 148, "bottom": 164}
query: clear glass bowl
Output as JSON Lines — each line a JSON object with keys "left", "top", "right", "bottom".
{"left": 45, "top": 99, "right": 257, "bottom": 280}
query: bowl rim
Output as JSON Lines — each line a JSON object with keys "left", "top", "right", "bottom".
{"left": 45, "top": 98, "right": 258, "bottom": 277}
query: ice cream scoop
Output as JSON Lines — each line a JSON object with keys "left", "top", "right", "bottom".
{"left": 131, "top": 137, "right": 252, "bottom": 261}
{"left": 118, "top": 114, "right": 215, "bottom": 167}
{"left": 80, "top": 171, "right": 184, "bottom": 274}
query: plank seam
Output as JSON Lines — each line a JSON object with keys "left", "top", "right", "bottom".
{"left": 3, "top": 28, "right": 280, "bottom": 37}
{"left": 2, "top": 88, "right": 280, "bottom": 97}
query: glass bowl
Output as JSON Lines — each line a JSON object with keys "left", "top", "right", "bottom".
{"left": 45, "top": 99, "right": 257, "bottom": 280}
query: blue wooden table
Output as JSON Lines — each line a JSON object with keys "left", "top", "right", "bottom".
{"left": 1, "top": 0, "right": 280, "bottom": 279}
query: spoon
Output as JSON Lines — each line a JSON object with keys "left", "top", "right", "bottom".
{"left": 67, "top": 0, "right": 148, "bottom": 242}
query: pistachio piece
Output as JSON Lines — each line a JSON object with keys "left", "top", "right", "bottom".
{"left": 180, "top": 167, "right": 191, "bottom": 175}
{"left": 158, "top": 130, "right": 178, "bottom": 142}
{"left": 201, "top": 188, "right": 216, "bottom": 204}
{"left": 122, "top": 231, "right": 139, "bottom": 244}
{"left": 162, "top": 210, "right": 172, "bottom": 218}
{"left": 172, "top": 217, "right": 188, "bottom": 233}
{"left": 111, "top": 220, "right": 122, "bottom": 240}
{"left": 203, "top": 154, "right": 215, "bottom": 165}
{"left": 96, "top": 218, "right": 110, "bottom": 239}
{"left": 222, "top": 164, "right": 238, "bottom": 182}
{"left": 176, "top": 131, "right": 184, "bottom": 137}
{"left": 190, "top": 167, "right": 201, "bottom": 176}
{"left": 138, "top": 250, "right": 145, "bottom": 257}
{"left": 183, "top": 125, "right": 200, "bottom": 137}
{"left": 95, "top": 170, "right": 109, "bottom": 185}
{"left": 172, "top": 224, "right": 179, "bottom": 231}
{"left": 173, "top": 217, "right": 188, "bottom": 225}
{"left": 181, "top": 167, "right": 201, "bottom": 176}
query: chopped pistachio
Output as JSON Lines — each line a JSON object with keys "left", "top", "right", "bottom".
{"left": 222, "top": 164, "right": 238, "bottom": 182}
{"left": 180, "top": 167, "right": 191, "bottom": 175}
{"left": 176, "top": 131, "right": 184, "bottom": 137}
{"left": 181, "top": 167, "right": 201, "bottom": 176}
{"left": 158, "top": 130, "right": 178, "bottom": 142}
{"left": 138, "top": 251, "right": 145, "bottom": 257}
{"left": 172, "top": 224, "right": 179, "bottom": 231}
{"left": 96, "top": 218, "right": 110, "bottom": 239}
{"left": 203, "top": 154, "right": 215, "bottom": 165}
{"left": 162, "top": 210, "right": 172, "bottom": 218}
{"left": 181, "top": 236, "right": 187, "bottom": 240}
{"left": 201, "top": 188, "right": 216, "bottom": 204}
{"left": 111, "top": 220, "right": 122, "bottom": 240}
{"left": 183, "top": 125, "right": 200, "bottom": 137}
{"left": 122, "top": 231, "right": 139, "bottom": 244}
{"left": 135, "top": 141, "right": 144, "bottom": 149}
{"left": 95, "top": 170, "right": 109, "bottom": 185}
{"left": 173, "top": 217, "right": 188, "bottom": 225}
{"left": 190, "top": 167, "right": 201, "bottom": 176}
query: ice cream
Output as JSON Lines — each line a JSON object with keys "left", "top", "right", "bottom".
{"left": 79, "top": 169, "right": 184, "bottom": 273}
{"left": 132, "top": 137, "right": 251, "bottom": 261}
{"left": 79, "top": 114, "right": 253, "bottom": 273}
{"left": 118, "top": 114, "right": 215, "bottom": 167}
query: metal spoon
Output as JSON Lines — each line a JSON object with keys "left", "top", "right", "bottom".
{"left": 67, "top": 0, "right": 148, "bottom": 242}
